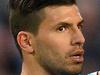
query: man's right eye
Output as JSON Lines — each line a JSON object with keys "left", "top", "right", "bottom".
{"left": 57, "top": 25, "right": 67, "bottom": 32}
{"left": 56, "top": 22, "right": 70, "bottom": 32}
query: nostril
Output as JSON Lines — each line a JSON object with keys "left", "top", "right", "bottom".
{"left": 76, "top": 42, "right": 81, "bottom": 45}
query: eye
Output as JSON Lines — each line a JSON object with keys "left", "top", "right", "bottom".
{"left": 78, "top": 20, "right": 84, "bottom": 30}
{"left": 78, "top": 24, "right": 83, "bottom": 30}
{"left": 56, "top": 22, "right": 70, "bottom": 32}
{"left": 57, "top": 25, "right": 66, "bottom": 32}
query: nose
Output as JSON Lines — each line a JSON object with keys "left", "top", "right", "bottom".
{"left": 71, "top": 29, "right": 85, "bottom": 47}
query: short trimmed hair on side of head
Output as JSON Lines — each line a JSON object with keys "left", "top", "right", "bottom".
{"left": 9, "top": 0, "right": 76, "bottom": 57}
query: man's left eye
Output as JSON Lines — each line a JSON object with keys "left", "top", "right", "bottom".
{"left": 78, "top": 24, "right": 83, "bottom": 30}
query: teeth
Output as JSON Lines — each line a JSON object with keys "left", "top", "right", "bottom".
{"left": 73, "top": 56, "right": 80, "bottom": 59}
{"left": 71, "top": 55, "right": 84, "bottom": 63}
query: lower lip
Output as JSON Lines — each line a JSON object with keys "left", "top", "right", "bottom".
{"left": 70, "top": 56, "right": 84, "bottom": 63}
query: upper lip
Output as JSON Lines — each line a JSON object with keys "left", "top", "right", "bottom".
{"left": 70, "top": 50, "right": 84, "bottom": 56}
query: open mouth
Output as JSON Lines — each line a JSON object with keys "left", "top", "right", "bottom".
{"left": 70, "top": 51, "right": 84, "bottom": 63}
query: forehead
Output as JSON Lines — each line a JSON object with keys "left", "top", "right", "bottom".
{"left": 42, "top": 4, "right": 83, "bottom": 24}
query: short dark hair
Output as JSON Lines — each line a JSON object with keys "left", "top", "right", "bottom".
{"left": 9, "top": 0, "right": 76, "bottom": 57}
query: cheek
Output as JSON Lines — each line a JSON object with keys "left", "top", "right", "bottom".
{"left": 47, "top": 34, "right": 72, "bottom": 53}
{"left": 35, "top": 33, "right": 75, "bottom": 70}
{"left": 37, "top": 33, "right": 72, "bottom": 58}
{"left": 36, "top": 39, "right": 66, "bottom": 67}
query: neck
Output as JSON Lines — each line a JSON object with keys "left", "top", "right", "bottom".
{"left": 21, "top": 62, "right": 79, "bottom": 75}
{"left": 21, "top": 53, "right": 50, "bottom": 75}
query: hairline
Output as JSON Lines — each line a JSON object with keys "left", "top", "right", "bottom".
{"left": 10, "top": 0, "right": 76, "bottom": 58}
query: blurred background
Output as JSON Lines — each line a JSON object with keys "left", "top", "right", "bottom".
{"left": 0, "top": 0, "right": 100, "bottom": 75}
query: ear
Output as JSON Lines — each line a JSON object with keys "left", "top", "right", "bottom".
{"left": 17, "top": 31, "right": 35, "bottom": 54}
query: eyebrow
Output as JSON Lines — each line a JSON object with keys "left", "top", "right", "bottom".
{"left": 54, "top": 19, "right": 84, "bottom": 29}
{"left": 58, "top": 19, "right": 84, "bottom": 25}
{"left": 78, "top": 19, "right": 84, "bottom": 25}
{"left": 57, "top": 22, "right": 72, "bottom": 26}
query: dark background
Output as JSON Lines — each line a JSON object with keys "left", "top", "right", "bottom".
{"left": 0, "top": 0, "right": 100, "bottom": 75}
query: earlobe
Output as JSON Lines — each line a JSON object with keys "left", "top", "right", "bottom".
{"left": 17, "top": 31, "right": 35, "bottom": 53}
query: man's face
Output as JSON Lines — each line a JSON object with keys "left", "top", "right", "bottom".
{"left": 33, "top": 4, "right": 85, "bottom": 75}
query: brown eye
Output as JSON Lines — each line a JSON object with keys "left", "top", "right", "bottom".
{"left": 58, "top": 25, "right": 66, "bottom": 32}
{"left": 78, "top": 24, "right": 83, "bottom": 30}
{"left": 56, "top": 22, "right": 70, "bottom": 32}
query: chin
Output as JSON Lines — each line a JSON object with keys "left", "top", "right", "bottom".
{"left": 63, "top": 63, "right": 83, "bottom": 75}
{"left": 58, "top": 69, "right": 81, "bottom": 75}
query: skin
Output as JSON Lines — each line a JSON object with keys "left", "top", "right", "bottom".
{"left": 18, "top": 4, "right": 85, "bottom": 75}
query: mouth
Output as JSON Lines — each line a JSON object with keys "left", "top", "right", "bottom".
{"left": 69, "top": 50, "right": 84, "bottom": 63}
